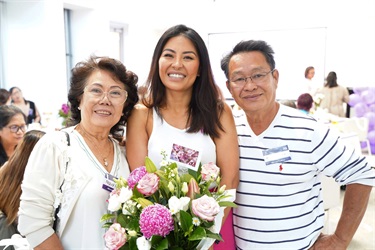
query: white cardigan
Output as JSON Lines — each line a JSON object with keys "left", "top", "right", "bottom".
{"left": 18, "top": 127, "right": 130, "bottom": 249}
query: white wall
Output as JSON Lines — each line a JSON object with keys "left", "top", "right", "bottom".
{"left": 1, "top": 0, "right": 374, "bottom": 127}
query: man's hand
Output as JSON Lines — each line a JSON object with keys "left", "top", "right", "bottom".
{"left": 309, "top": 233, "right": 348, "bottom": 250}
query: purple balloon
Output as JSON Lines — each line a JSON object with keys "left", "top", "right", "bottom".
{"left": 352, "top": 87, "right": 368, "bottom": 94}
{"left": 370, "top": 144, "right": 375, "bottom": 154}
{"left": 348, "top": 94, "right": 362, "bottom": 107}
{"left": 368, "top": 130, "right": 375, "bottom": 145}
{"left": 353, "top": 103, "right": 369, "bottom": 117}
{"left": 364, "top": 112, "right": 375, "bottom": 127}
{"left": 361, "top": 90, "right": 375, "bottom": 105}
{"left": 369, "top": 103, "right": 375, "bottom": 113}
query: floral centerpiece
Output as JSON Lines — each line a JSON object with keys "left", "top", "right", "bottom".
{"left": 101, "top": 151, "right": 236, "bottom": 250}
{"left": 58, "top": 103, "right": 71, "bottom": 126}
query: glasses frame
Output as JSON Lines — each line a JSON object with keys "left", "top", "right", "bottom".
{"left": 7, "top": 124, "right": 27, "bottom": 133}
{"left": 230, "top": 69, "right": 275, "bottom": 88}
{"left": 84, "top": 85, "right": 128, "bottom": 105}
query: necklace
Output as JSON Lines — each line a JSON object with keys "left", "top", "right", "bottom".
{"left": 77, "top": 124, "right": 112, "bottom": 167}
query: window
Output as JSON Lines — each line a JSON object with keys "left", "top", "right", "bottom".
{"left": 109, "top": 25, "right": 124, "bottom": 62}
{"left": 64, "top": 8, "right": 72, "bottom": 91}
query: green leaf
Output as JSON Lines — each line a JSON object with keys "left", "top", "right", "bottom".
{"left": 145, "top": 157, "right": 157, "bottom": 173}
{"left": 128, "top": 237, "right": 138, "bottom": 250}
{"left": 179, "top": 173, "right": 193, "bottom": 183}
{"left": 205, "top": 230, "right": 222, "bottom": 241}
{"left": 218, "top": 201, "right": 238, "bottom": 208}
{"left": 179, "top": 210, "right": 193, "bottom": 232}
{"left": 117, "top": 213, "right": 129, "bottom": 228}
{"left": 155, "top": 238, "right": 169, "bottom": 250}
{"left": 100, "top": 213, "right": 115, "bottom": 223}
{"left": 151, "top": 235, "right": 164, "bottom": 245}
{"left": 188, "top": 226, "right": 206, "bottom": 241}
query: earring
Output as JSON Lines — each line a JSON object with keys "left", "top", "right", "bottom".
{"left": 78, "top": 107, "right": 81, "bottom": 110}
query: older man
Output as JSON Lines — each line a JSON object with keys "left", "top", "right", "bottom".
{"left": 220, "top": 39, "right": 375, "bottom": 249}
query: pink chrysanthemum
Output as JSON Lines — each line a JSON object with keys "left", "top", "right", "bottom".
{"left": 127, "top": 166, "right": 147, "bottom": 189}
{"left": 139, "top": 204, "right": 174, "bottom": 239}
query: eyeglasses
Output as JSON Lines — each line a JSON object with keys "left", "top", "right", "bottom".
{"left": 84, "top": 85, "right": 128, "bottom": 105}
{"left": 230, "top": 69, "right": 275, "bottom": 88}
{"left": 7, "top": 125, "right": 27, "bottom": 133}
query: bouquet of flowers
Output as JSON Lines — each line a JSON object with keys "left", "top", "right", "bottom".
{"left": 101, "top": 151, "right": 236, "bottom": 250}
{"left": 58, "top": 103, "right": 71, "bottom": 126}
{"left": 313, "top": 93, "right": 325, "bottom": 110}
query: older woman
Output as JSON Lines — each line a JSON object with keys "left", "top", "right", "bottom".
{"left": 0, "top": 105, "right": 27, "bottom": 167}
{"left": 18, "top": 56, "right": 138, "bottom": 249}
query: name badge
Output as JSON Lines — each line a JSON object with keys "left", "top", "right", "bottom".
{"left": 262, "top": 145, "right": 291, "bottom": 165}
{"left": 102, "top": 173, "right": 116, "bottom": 192}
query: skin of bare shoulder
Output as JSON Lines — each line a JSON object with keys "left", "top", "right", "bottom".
{"left": 125, "top": 104, "right": 152, "bottom": 170}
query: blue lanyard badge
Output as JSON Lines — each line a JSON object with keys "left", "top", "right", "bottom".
{"left": 102, "top": 173, "right": 117, "bottom": 192}
{"left": 262, "top": 145, "right": 291, "bottom": 165}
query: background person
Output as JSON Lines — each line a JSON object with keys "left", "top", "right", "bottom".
{"left": 9, "top": 87, "right": 41, "bottom": 125}
{"left": 18, "top": 56, "right": 139, "bottom": 249}
{"left": 318, "top": 71, "right": 350, "bottom": 117}
{"left": 0, "top": 105, "right": 27, "bottom": 167}
{"left": 220, "top": 39, "right": 375, "bottom": 249}
{"left": 0, "top": 130, "right": 45, "bottom": 250}
{"left": 297, "top": 93, "right": 314, "bottom": 114}
{"left": 304, "top": 66, "right": 320, "bottom": 97}
{"left": 0, "top": 89, "right": 11, "bottom": 106}
{"left": 126, "top": 24, "right": 239, "bottom": 250}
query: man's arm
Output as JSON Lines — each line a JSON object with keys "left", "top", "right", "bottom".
{"left": 312, "top": 183, "right": 372, "bottom": 249}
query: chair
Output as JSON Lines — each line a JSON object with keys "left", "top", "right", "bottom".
{"left": 338, "top": 117, "right": 372, "bottom": 156}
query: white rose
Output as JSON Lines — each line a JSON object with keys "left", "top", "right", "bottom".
{"left": 168, "top": 196, "right": 191, "bottom": 215}
{"left": 136, "top": 236, "right": 151, "bottom": 250}
{"left": 119, "top": 187, "right": 133, "bottom": 203}
{"left": 107, "top": 195, "right": 122, "bottom": 212}
{"left": 168, "top": 196, "right": 180, "bottom": 215}
{"left": 179, "top": 197, "right": 190, "bottom": 211}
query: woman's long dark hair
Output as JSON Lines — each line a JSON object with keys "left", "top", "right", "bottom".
{"left": 143, "top": 24, "right": 224, "bottom": 138}
{"left": 0, "top": 130, "right": 45, "bottom": 225}
{"left": 325, "top": 71, "right": 338, "bottom": 88}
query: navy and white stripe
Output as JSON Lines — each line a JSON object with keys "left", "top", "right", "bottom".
{"left": 233, "top": 105, "right": 375, "bottom": 249}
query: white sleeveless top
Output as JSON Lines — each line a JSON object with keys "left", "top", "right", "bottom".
{"left": 148, "top": 108, "right": 216, "bottom": 173}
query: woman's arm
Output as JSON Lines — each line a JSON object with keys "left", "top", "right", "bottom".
{"left": 34, "top": 234, "right": 63, "bottom": 250}
{"left": 34, "top": 105, "right": 41, "bottom": 123}
{"left": 125, "top": 104, "right": 151, "bottom": 171}
{"left": 214, "top": 103, "right": 240, "bottom": 221}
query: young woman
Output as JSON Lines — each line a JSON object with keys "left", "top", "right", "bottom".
{"left": 126, "top": 24, "right": 239, "bottom": 250}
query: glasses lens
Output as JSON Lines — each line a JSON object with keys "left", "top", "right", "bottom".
{"left": 9, "top": 125, "right": 26, "bottom": 133}
{"left": 85, "top": 86, "right": 127, "bottom": 105}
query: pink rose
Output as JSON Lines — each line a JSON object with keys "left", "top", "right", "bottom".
{"left": 104, "top": 223, "right": 127, "bottom": 250}
{"left": 137, "top": 173, "right": 159, "bottom": 196}
{"left": 191, "top": 195, "right": 220, "bottom": 221}
{"left": 127, "top": 166, "right": 148, "bottom": 189}
{"left": 201, "top": 162, "right": 220, "bottom": 182}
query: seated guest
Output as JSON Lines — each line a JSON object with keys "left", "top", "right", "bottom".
{"left": 0, "top": 130, "right": 45, "bottom": 250}
{"left": 297, "top": 93, "right": 313, "bottom": 114}
{"left": 0, "top": 106, "right": 27, "bottom": 167}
